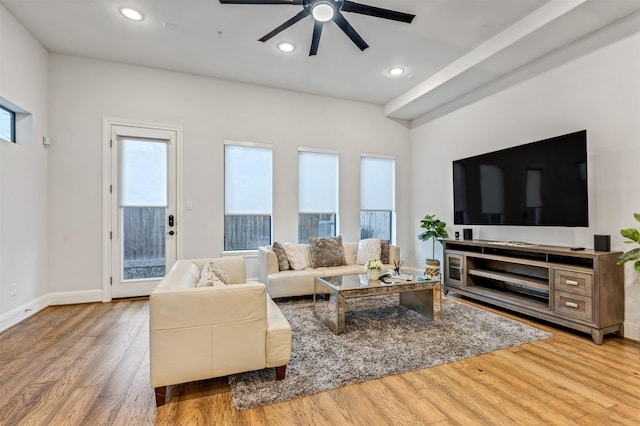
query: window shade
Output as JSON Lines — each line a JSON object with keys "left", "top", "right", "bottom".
{"left": 120, "top": 138, "right": 168, "bottom": 207}
{"left": 225, "top": 145, "right": 272, "bottom": 215}
{"left": 299, "top": 151, "right": 338, "bottom": 213}
{"left": 361, "top": 156, "right": 394, "bottom": 211}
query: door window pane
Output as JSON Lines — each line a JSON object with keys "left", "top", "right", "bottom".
{"left": 224, "top": 144, "right": 273, "bottom": 250}
{"left": 119, "top": 138, "right": 168, "bottom": 280}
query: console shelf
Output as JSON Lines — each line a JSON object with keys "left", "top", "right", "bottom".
{"left": 443, "top": 239, "right": 624, "bottom": 344}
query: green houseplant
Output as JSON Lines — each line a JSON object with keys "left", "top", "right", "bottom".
{"left": 418, "top": 214, "right": 449, "bottom": 278}
{"left": 616, "top": 212, "right": 640, "bottom": 276}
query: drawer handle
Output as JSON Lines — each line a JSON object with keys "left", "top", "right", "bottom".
{"left": 565, "top": 279, "right": 579, "bottom": 286}
{"left": 565, "top": 301, "right": 579, "bottom": 308}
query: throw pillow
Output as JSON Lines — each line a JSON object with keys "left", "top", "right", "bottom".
{"left": 309, "top": 235, "right": 347, "bottom": 268}
{"left": 281, "top": 242, "right": 310, "bottom": 270}
{"left": 272, "top": 242, "right": 291, "bottom": 271}
{"left": 343, "top": 243, "right": 357, "bottom": 265}
{"left": 381, "top": 240, "right": 390, "bottom": 264}
{"left": 356, "top": 238, "right": 382, "bottom": 265}
{"left": 197, "top": 260, "right": 231, "bottom": 287}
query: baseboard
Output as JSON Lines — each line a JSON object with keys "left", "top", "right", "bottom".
{"left": 0, "top": 290, "right": 103, "bottom": 333}
{"left": 48, "top": 289, "right": 103, "bottom": 306}
{"left": 0, "top": 294, "right": 50, "bottom": 333}
{"left": 624, "top": 320, "right": 640, "bottom": 342}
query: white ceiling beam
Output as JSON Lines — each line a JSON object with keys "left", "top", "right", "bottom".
{"left": 384, "top": 0, "right": 590, "bottom": 118}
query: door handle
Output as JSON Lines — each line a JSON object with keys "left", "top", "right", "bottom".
{"left": 168, "top": 215, "right": 175, "bottom": 227}
{"left": 167, "top": 230, "right": 175, "bottom": 236}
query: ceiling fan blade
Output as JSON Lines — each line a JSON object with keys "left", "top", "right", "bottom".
{"left": 309, "top": 20, "right": 323, "bottom": 56}
{"left": 219, "top": 0, "right": 302, "bottom": 4}
{"left": 333, "top": 12, "right": 368, "bottom": 51}
{"left": 341, "top": 0, "right": 415, "bottom": 23}
{"left": 259, "top": 10, "right": 309, "bottom": 42}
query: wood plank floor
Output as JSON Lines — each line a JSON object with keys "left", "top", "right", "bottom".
{"left": 0, "top": 296, "right": 638, "bottom": 425}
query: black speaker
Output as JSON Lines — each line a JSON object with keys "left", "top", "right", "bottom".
{"left": 463, "top": 228, "right": 473, "bottom": 240}
{"left": 594, "top": 235, "right": 610, "bottom": 252}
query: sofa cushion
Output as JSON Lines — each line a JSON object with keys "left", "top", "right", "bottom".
{"left": 343, "top": 243, "right": 357, "bottom": 265}
{"left": 381, "top": 239, "right": 390, "bottom": 264}
{"left": 197, "top": 260, "right": 231, "bottom": 287}
{"left": 309, "top": 235, "right": 347, "bottom": 268}
{"left": 281, "top": 243, "right": 311, "bottom": 270}
{"left": 356, "top": 238, "right": 382, "bottom": 265}
{"left": 272, "top": 242, "right": 291, "bottom": 271}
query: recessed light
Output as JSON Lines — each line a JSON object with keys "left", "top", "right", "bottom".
{"left": 312, "top": 3, "right": 335, "bottom": 22}
{"left": 277, "top": 42, "right": 295, "bottom": 53}
{"left": 388, "top": 67, "right": 405, "bottom": 76}
{"left": 120, "top": 7, "right": 144, "bottom": 21}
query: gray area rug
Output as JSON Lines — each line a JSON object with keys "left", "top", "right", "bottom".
{"left": 229, "top": 294, "right": 551, "bottom": 410}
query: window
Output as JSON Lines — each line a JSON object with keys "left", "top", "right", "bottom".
{"left": 224, "top": 143, "right": 273, "bottom": 250}
{"left": 298, "top": 150, "right": 338, "bottom": 243}
{"left": 0, "top": 105, "right": 16, "bottom": 142}
{"left": 360, "top": 155, "right": 395, "bottom": 240}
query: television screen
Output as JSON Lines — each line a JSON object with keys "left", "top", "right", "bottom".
{"left": 453, "top": 130, "right": 588, "bottom": 227}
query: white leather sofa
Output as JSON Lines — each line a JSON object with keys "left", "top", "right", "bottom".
{"left": 149, "top": 257, "right": 292, "bottom": 407}
{"left": 258, "top": 242, "right": 400, "bottom": 299}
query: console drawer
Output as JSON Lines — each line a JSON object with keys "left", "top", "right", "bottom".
{"left": 554, "top": 291, "right": 593, "bottom": 321}
{"left": 554, "top": 269, "right": 593, "bottom": 297}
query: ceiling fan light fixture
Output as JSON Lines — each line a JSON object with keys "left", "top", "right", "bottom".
{"left": 277, "top": 42, "right": 295, "bottom": 53}
{"left": 312, "top": 3, "right": 335, "bottom": 22}
{"left": 120, "top": 7, "right": 144, "bottom": 21}
{"left": 388, "top": 67, "right": 405, "bottom": 76}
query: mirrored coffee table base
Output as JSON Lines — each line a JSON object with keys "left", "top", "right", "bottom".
{"left": 313, "top": 272, "right": 441, "bottom": 335}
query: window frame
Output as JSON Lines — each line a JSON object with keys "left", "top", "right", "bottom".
{"left": 0, "top": 104, "right": 16, "bottom": 143}
{"left": 223, "top": 141, "right": 274, "bottom": 251}
{"left": 297, "top": 148, "right": 339, "bottom": 243}
{"left": 360, "top": 154, "right": 396, "bottom": 242}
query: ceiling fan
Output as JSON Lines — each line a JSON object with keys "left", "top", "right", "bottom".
{"left": 219, "top": 0, "right": 415, "bottom": 56}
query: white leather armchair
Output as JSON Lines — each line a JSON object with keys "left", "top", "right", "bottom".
{"left": 150, "top": 257, "right": 292, "bottom": 407}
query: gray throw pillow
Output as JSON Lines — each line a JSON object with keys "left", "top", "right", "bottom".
{"left": 381, "top": 240, "right": 390, "bottom": 264}
{"left": 309, "top": 236, "right": 347, "bottom": 268}
{"left": 272, "top": 242, "right": 291, "bottom": 271}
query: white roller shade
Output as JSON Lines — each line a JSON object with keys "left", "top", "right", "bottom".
{"left": 361, "top": 156, "right": 394, "bottom": 211}
{"left": 225, "top": 145, "right": 272, "bottom": 215}
{"left": 299, "top": 151, "right": 338, "bottom": 213}
{"left": 120, "top": 138, "right": 168, "bottom": 207}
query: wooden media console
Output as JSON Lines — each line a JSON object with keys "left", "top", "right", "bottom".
{"left": 443, "top": 239, "right": 624, "bottom": 344}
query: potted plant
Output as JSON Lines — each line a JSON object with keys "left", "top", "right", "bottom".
{"left": 616, "top": 212, "right": 640, "bottom": 276}
{"left": 418, "top": 214, "right": 449, "bottom": 279}
{"left": 365, "top": 258, "right": 384, "bottom": 281}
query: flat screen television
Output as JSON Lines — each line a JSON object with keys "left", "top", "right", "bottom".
{"left": 453, "top": 130, "right": 588, "bottom": 227}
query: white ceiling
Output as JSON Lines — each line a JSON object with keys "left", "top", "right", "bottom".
{"left": 3, "top": 0, "right": 640, "bottom": 121}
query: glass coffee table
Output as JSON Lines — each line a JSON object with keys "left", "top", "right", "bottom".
{"left": 313, "top": 269, "right": 441, "bottom": 335}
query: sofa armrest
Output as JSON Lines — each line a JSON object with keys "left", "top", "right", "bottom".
{"left": 258, "top": 246, "right": 279, "bottom": 284}
{"left": 150, "top": 283, "right": 267, "bottom": 330}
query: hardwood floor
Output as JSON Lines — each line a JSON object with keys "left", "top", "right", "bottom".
{"left": 1, "top": 297, "right": 638, "bottom": 425}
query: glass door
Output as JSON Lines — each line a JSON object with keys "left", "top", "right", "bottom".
{"left": 110, "top": 125, "right": 177, "bottom": 298}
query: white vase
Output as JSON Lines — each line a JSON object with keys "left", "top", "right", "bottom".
{"left": 367, "top": 270, "right": 381, "bottom": 281}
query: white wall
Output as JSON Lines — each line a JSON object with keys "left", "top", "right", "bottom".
{"left": 0, "top": 5, "right": 49, "bottom": 327}
{"left": 47, "top": 54, "right": 412, "bottom": 294}
{"left": 410, "top": 31, "right": 640, "bottom": 340}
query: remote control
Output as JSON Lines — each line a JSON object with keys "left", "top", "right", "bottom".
{"left": 570, "top": 247, "right": 585, "bottom": 251}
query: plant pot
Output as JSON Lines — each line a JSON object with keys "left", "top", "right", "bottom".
{"left": 367, "top": 270, "right": 381, "bottom": 281}
{"left": 424, "top": 259, "right": 440, "bottom": 280}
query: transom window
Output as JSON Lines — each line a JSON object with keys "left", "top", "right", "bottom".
{"left": 224, "top": 143, "right": 273, "bottom": 251}
{"left": 298, "top": 150, "right": 339, "bottom": 243}
{"left": 360, "top": 155, "right": 395, "bottom": 241}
